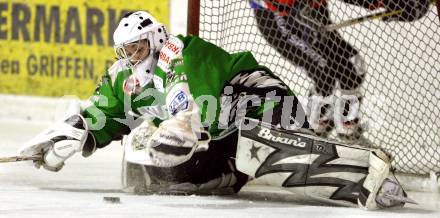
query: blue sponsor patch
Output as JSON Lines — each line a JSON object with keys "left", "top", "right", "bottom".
{"left": 169, "top": 91, "right": 189, "bottom": 115}
{"left": 249, "top": 0, "right": 264, "bottom": 9}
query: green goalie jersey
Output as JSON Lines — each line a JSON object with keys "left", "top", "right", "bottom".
{"left": 83, "top": 35, "right": 276, "bottom": 148}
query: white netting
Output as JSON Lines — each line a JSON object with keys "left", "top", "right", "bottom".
{"left": 197, "top": 0, "right": 440, "bottom": 175}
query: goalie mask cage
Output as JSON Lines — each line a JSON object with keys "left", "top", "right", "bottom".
{"left": 187, "top": 0, "right": 440, "bottom": 180}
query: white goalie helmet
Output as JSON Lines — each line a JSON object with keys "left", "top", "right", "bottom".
{"left": 113, "top": 11, "right": 169, "bottom": 66}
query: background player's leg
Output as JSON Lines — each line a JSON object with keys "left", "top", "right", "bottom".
{"left": 121, "top": 155, "right": 150, "bottom": 194}
{"left": 252, "top": 3, "right": 338, "bottom": 136}
{"left": 306, "top": 68, "right": 336, "bottom": 137}
{"left": 251, "top": 0, "right": 372, "bottom": 143}
{"left": 325, "top": 31, "right": 367, "bottom": 142}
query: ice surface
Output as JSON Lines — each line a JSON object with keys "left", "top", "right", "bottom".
{"left": 1, "top": 119, "right": 440, "bottom": 218}
{"left": 1, "top": 1, "right": 440, "bottom": 217}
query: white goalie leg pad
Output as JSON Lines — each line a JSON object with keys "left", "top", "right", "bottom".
{"left": 166, "top": 172, "right": 238, "bottom": 195}
{"left": 123, "top": 120, "right": 158, "bottom": 166}
{"left": 236, "top": 118, "right": 370, "bottom": 207}
{"left": 358, "top": 149, "right": 391, "bottom": 210}
{"left": 121, "top": 149, "right": 152, "bottom": 194}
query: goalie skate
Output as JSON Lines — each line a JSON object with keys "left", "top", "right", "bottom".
{"left": 375, "top": 178, "right": 417, "bottom": 208}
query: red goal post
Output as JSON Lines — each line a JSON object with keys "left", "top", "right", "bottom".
{"left": 187, "top": 0, "right": 200, "bottom": 36}
{"left": 437, "top": 0, "right": 440, "bottom": 22}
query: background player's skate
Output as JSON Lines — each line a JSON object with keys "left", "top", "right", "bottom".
{"left": 307, "top": 85, "right": 372, "bottom": 146}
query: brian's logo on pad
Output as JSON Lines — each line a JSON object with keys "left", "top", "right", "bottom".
{"left": 257, "top": 127, "right": 306, "bottom": 148}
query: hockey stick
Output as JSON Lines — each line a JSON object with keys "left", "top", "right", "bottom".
{"left": 325, "top": 10, "right": 402, "bottom": 31}
{"left": 325, "top": 0, "right": 439, "bottom": 31}
{"left": 0, "top": 155, "right": 42, "bottom": 163}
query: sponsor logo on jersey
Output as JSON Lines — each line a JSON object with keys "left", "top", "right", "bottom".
{"left": 157, "top": 36, "right": 184, "bottom": 73}
{"left": 159, "top": 52, "right": 171, "bottom": 66}
{"left": 257, "top": 127, "right": 306, "bottom": 148}
{"left": 123, "top": 75, "right": 140, "bottom": 95}
{"left": 169, "top": 90, "right": 189, "bottom": 115}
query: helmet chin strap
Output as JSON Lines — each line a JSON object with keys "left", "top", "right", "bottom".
{"left": 131, "top": 50, "right": 158, "bottom": 87}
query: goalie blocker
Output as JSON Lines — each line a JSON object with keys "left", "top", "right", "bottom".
{"left": 236, "top": 118, "right": 414, "bottom": 209}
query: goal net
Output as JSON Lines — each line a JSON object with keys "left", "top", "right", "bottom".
{"left": 188, "top": 0, "right": 440, "bottom": 177}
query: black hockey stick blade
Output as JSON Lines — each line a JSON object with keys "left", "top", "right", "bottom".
{"left": 326, "top": 0, "right": 438, "bottom": 31}
{"left": 0, "top": 155, "right": 42, "bottom": 163}
{"left": 325, "top": 10, "right": 402, "bottom": 31}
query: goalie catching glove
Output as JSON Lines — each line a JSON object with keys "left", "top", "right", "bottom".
{"left": 18, "top": 103, "right": 96, "bottom": 172}
{"left": 382, "top": 0, "right": 430, "bottom": 22}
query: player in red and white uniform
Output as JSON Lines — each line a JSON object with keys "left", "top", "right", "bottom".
{"left": 250, "top": 0, "right": 430, "bottom": 141}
